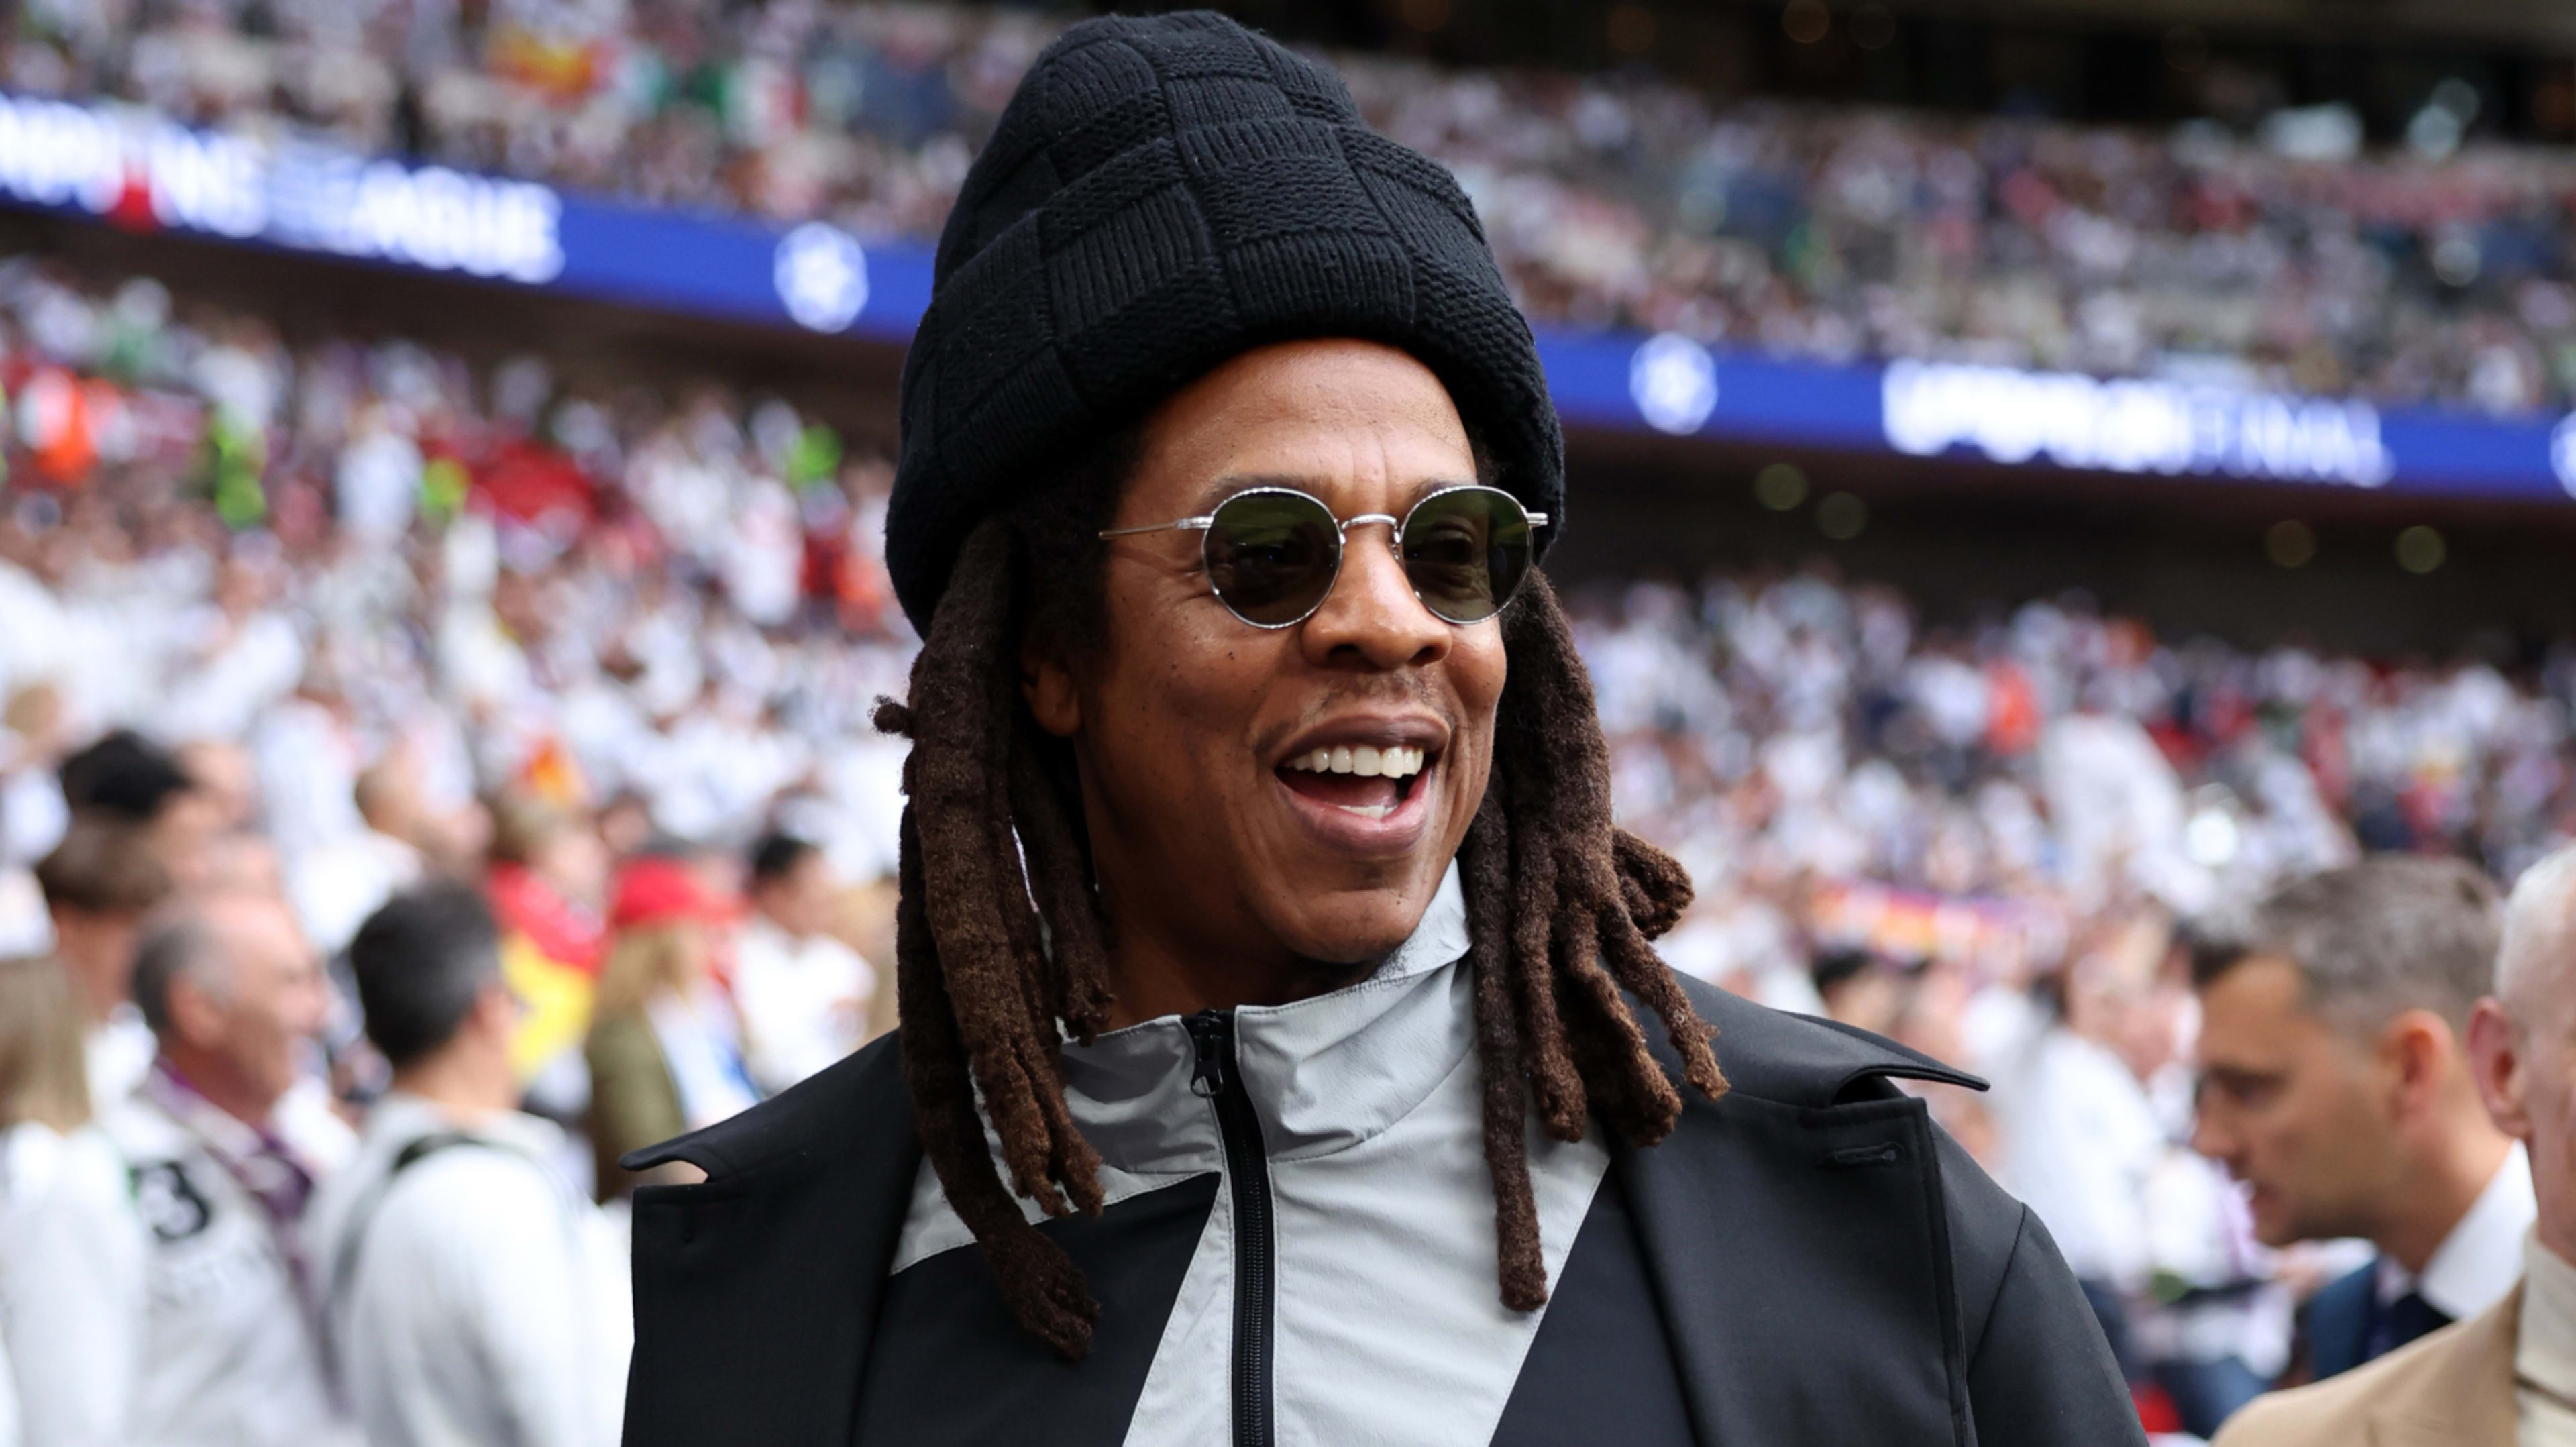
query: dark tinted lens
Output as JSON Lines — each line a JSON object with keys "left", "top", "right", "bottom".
{"left": 1400, "top": 488, "right": 1532, "bottom": 623}
{"left": 1204, "top": 491, "right": 1342, "bottom": 627}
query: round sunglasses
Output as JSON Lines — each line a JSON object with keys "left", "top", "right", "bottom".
{"left": 1099, "top": 484, "right": 1548, "bottom": 629}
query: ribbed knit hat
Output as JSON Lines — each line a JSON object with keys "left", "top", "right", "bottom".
{"left": 884, "top": 9, "right": 1564, "bottom": 633}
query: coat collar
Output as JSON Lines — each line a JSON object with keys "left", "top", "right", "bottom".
{"left": 1057, "top": 863, "right": 1471, "bottom": 1171}
{"left": 621, "top": 916, "right": 1990, "bottom": 1447}
{"left": 2369, "top": 1283, "right": 2521, "bottom": 1447}
{"left": 1614, "top": 975, "right": 1991, "bottom": 1447}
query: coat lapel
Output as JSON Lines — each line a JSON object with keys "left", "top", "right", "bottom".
{"left": 623, "top": 1038, "right": 923, "bottom": 1447}
{"left": 2369, "top": 1287, "right": 2521, "bottom": 1447}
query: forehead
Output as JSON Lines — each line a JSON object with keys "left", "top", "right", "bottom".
{"left": 2197, "top": 954, "right": 2322, "bottom": 1056}
{"left": 207, "top": 898, "right": 307, "bottom": 969}
{"left": 1126, "top": 339, "right": 1474, "bottom": 512}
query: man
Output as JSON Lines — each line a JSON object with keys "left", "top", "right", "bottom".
{"left": 97, "top": 892, "right": 355, "bottom": 1447}
{"left": 35, "top": 815, "right": 173, "bottom": 1103}
{"left": 57, "top": 730, "right": 223, "bottom": 891}
{"left": 308, "top": 882, "right": 629, "bottom": 1447}
{"left": 2192, "top": 858, "right": 2531, "bottom": 1381}
{"left": 622, "top": 14, "right": 2139, "bottom": 1446}
{"left": 2211, "top": 841, "right": 2576, "bottom": 1445}
{"left": 731, "top": 831, "right": 874, "bottom": 1093}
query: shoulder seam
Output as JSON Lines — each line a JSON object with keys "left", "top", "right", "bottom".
{"left": 1963, "top": 1201, "right": 2030, "bottom": 1378}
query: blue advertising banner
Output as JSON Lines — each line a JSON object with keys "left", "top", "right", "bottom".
{"left": 0, "top": 86, "right": 2569, "bottom": 506}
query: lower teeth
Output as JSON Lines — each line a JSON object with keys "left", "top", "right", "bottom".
{"left": 1335, "top": 804, "right": 1395, "bottom": 820}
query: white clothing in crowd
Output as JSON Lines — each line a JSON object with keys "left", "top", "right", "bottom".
{"left": 93, "top": 1067, "right": 358, "bottom": 1447}
{"left": 1994, "top": 1024, "right": 2165, "bottom": 1291}
{"left": 0, "top": 1120, "right": 142, "bottom": 1447}
{"left": 732, "top": 913, "right": 873, "bottom": 1094}
{"left": 83, "top": 1008, "right": 154, "bottom": 1110}
{"left": 307, "top": 1093, "right": 630, "bottom": 1447}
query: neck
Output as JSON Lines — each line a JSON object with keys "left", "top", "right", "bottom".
{"left": 159, "top": 1048, "right": 279, "bottom": 1132}
{"left": 389, "top": 1044, "right": 518, "bottom": 1118}
{"left": 52, "top": 919, "right": 125, "bottom": 1024}
{"left": 2380, "top": 1118, "right": 2515, "bottom": 1275}
{"left": 1104, "top": 923, "right": 1371, "bottom": 1028}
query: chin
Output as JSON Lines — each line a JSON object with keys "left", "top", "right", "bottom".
{"left": 1267, "top": 880, "right": 1439, "bottom": 966}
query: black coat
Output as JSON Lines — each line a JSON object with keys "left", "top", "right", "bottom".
{"left": 622, "top": 975, "right": 2144, "bottom": 1446}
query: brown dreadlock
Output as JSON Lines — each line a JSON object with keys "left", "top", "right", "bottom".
{"left": 872, "top": 439, "right": 1727, "bottom": 1359}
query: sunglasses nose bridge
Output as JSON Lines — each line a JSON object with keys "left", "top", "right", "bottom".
{"left": 1340, "top": 513, "right": 1402, "bottom": 553}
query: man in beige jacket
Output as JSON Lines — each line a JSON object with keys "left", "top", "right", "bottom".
{"left": 2214, "top": 844, "right": 2576, "bottom": 1447}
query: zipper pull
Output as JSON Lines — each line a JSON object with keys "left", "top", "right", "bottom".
{"left": 1185, "top": 1009, "right": 1229, "bottom": 1098}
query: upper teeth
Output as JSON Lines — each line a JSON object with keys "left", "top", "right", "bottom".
{"left": 1287, "top": 744, "right": 1427, "bottom": 778}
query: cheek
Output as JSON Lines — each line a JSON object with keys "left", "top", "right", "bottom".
{"left": 2539, "top": 1060, "right": 2576, "bottom": 1141}
{"left": 1453, "top": 626, "right": 1509, "bottom": 715}
{"left": 1444, "top": 627, "right": 1509, "bottom": 784}
{"left": 1087, "top": 610, "right": 1285, "bottom": 787}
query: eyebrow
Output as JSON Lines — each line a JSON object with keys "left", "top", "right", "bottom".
{"left": 1182, "top": 473, "right": 1482, "bottom": 517}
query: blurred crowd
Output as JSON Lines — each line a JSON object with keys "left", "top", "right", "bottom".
{"left": 13, "top": 0, "right": 2576, "bottom": 411}
{"left": 0, "top": 2, "right": 2548, "bottom": 1440}
{"left": 1582, "top": 565, "right": 2576, "bottom": 998}
{"left": 1577, "top": 568, "right": 2576, "bottom": 1434}
{"left": 0, "top": 248, "right": 2566, "bottom": 1437}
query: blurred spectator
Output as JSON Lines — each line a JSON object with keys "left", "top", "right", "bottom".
{"left": 731, "top": 830, "right": 873, "bottom": 1094}
{"left": 34, "top": 816, "right": 173, "bottom": 1104}
{"left": 2190, "top": 859, "right": 2530, "bottom": 1383}
{"left": 582, "top": 856, "right": 753, "bottom": 1199}
{"left": 1988, "top": 912, "right": 2173, "bottom": 1388}
{"left": 311, "top": 883, "right": 629, "bottom": 1447}
{"left": 0, "top": 953, "right": 139, "bottom": 1447}
{"left": 99, "top": 894, "right": 354, "bottom": 1447}
{"left": 1810, "top": 947, "right": 1900, "bottom": 1032}
{"left": 0, "top": 682, "right": 72, "bottom": 955}
{"left": 486, "top": 797, "right": 607, "bottom": 1116}
{"left": 56, "top": 732, "right": 222, "bottom": 892}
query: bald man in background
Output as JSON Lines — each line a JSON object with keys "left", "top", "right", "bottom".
{"left": 89, "top": 892, "right": 358, "bottom": 1447}
{"left": 2216, "top": 843, "right": 2576, "bottom": 1445}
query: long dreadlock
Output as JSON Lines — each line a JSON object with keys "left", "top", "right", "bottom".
{"left": 871, "top": 438, "right": 1726, "bottom": 1359}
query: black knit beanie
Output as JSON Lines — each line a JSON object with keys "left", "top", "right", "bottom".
{"left": 883, "top": 9, "right": 1564, "bottom": 633}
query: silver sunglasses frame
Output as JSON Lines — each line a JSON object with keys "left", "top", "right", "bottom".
{"left": 1098, "top": 483, "right": 1548, "bottom": 629}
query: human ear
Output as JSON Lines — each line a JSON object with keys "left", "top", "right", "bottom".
{"left": 1020, "top": 633, "right": 1083, "bottom": 740}
{"left": 474, "top": 979, "right": 520, "bottom": 1041}
{"left": 2378, "top": 1008, "right": 2456, "bottom": 1117}
{"left": 168, "top": 973, "right": 227, "bottom": 1051}
{"left": 2468, "top": 998, "right": 2534, "bottom": 1142}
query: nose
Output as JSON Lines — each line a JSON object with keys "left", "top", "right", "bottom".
{"left": 2188, "top": 1100, "right": 2232, "bottom": 1167}
{"left": 1300, "top": 519, "right": 1448, "bottom": 671}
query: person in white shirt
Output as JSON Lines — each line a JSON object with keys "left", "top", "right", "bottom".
{"left": 0, "top": 953, "right": 142, "bottom": 1447}
{"left": 32, "top": 818, "right": 172, "bottom": 1106}
{"left": 2192, "top": 857, "right": 2533, "bottom": 1385}
{"left": 97, "top": 892, "right": 356, "bottom": 1447}
{"left": 731, "top": 832, "right": 874, "bottom": 1094}
{"left": 2214, "top": 841, "right": 2576, "bottom": 1444}
{"left": 309, "top": 882, "right": 629, "bottom": 1447}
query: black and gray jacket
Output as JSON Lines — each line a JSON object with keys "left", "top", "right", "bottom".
{"left": 623, "top": 873, "right": 2143, "bottom": 1446}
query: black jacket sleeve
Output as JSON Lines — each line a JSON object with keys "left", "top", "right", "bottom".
{"left": 1941, "top": 1131, "right": 2145, "bottom": 1447}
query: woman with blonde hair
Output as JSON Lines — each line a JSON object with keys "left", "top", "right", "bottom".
{"left": 0, "top": 954, "right": 146, "bottom": 1446}
{"left": 583, "top": 858, "right": 758, "bottom": 1199}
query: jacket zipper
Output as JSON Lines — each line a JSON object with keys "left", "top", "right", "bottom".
{"left": 1187, "top": 1009, "right": 1275, "bottom": 1447}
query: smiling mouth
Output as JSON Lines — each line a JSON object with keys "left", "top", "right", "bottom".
{"left": 1277, "top": 743, "right": 1432, "bottom": 821}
